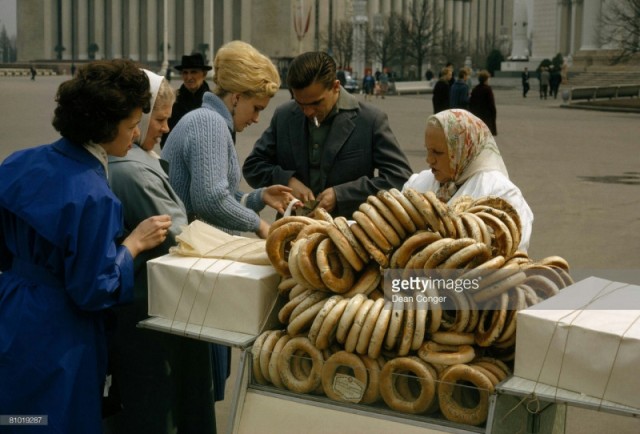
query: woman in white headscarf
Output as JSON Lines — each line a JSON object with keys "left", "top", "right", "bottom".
{"left": 107, "top": 70, "right": 216, "bottom": 434}
{"left": 404, "top": 108, "right": 533, "bottom": 251}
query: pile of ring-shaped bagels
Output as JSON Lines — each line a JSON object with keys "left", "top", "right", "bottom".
{"left": 259, "top": 188, "right": 572, "bottom": 426}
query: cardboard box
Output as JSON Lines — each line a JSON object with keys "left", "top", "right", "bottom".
{"left": 514, "top": 276, "right": 640, "bottom": 409}
{"left": 148, "top": 254, "right": 281, "bottom": 336}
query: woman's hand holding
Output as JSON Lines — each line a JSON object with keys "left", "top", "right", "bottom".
{"left": 122, "top": 214, "right": 172, "bottom": 258}
{"left": 263, "top": 184, "right": 296, "bottom": 215}
{"left": 316, "top": 187, "right": 337, "bottom": 213}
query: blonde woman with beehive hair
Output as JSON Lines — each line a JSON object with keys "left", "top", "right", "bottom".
{"left": 162, "top": 40, "right": 293, "bottom": 240}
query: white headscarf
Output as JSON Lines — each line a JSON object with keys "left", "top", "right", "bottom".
{"left": 429, "top": 109, "right": 508, "bottom": 201}
{"left": 137, "top": 69, "right": 164, "bottom": 147}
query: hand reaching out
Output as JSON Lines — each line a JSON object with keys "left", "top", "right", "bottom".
{"left": 262, "top": 184, "right": 296, "bottom": 215}
{"left": 122, "top": 214, "right": 172, "bottom": 258}
{"left": 287, "top": 177, "right": 315, "bottom": 203}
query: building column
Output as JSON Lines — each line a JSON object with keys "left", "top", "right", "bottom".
{"left": 61, "top": 0, "right": 72, "bottom": 60}
{"left": 240, "top": 0, "right": 251, "bottom": 42}
{"left": 146, "top": 0, "right": 158, "bottom": 61}
{"left": 183, "top": 0, "right": 195, "bottom": 53}
{"left": 111, "top": 0, "right": 122, "bottom": 58}
{"left": 43, "top": 1, "right": 53, "bottom": 60}
{"left": 94, "top": 0, "right": 104, "bottom": 59}
{"left": 77, "top": 0, "right": 88, "bottom": 59}
{"left": 128, "top": 1, "right": 139, "bottom": 60}
{"left": 570, "top": 0, "right": 581, "bottom": 54}
{"left": 579, "top": 0, "right": 600, "bottom": 50}
{"left": 223, "top": 0, "right": 233, "bottom": 44}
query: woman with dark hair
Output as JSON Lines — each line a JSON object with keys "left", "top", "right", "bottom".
{"left": 0, "top": 59, "right": 171, "bottom": 434}
{"left": 469, "top": 69, "right": 498, "bottom": 135}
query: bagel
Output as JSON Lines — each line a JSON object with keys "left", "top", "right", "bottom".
{"left": 278, "top": 288, "right": 314, "bottom": 324}
{"left": 294, "top": 220, "right": 330, "bottom": 240}
{"left": 251, "top": 331, "right": 271, "bottom": 385}
{"left": 384, "top": 298, "right": 405, "bottom": 351}
{"left": 278, "top": 337, "right": 324, "bottom": 394}
{"left": 287, "top": 239, "right": 316, "bottom": 290}
{"left": 376, "top": 190, "right": 416, "bottom": 234}
{"left": 266, "top": 221, "right": 307, "bottom": 275}
{"left": 315, "top": 298, "right": 349, "bottom": 350}
{"left": 277, "top": 276, "right": 297, "bottom": 297}
{"left": 439, "top": 290, "right": 471, "bottom": 333}
{"left": 308, "top": 295, "right": 343, "bottom": 346}
{"left": 418, "top": 341, "right": 475, "bottom": 365}
{"left": 259, "top": 330, "right": 285, "bottom": 384}
{"left": 295, "top": 233, "right": 329, "bottom": 290}
{"left": 472, "top": 270, "right": 527, "bottom": 304}
{"left": 403, "top": 187, "right": 443, "bottom": 234}
{"left": 495, "top": 286, "right": 526, "bottom": 344}
{"left": 336, "top": 294, "right": 367, "bottom": 344}
{"left": 312, "top": 206, "right": 334, "bottom": 224}
{"left": 474, "top": 211, "right": 514, "bottom": 257}
{"left": 438, "top": 363, "right": 494, "bottom": 426}
{"left": 424, "top": 284, "right": 443, "bottom": 333}
{"left": 360, "top": 355, "right": 382, "bottom": 404}
{"left": 342, "top": 262, "right": 381, "bottom": 297}
{"left": 359, "top": 202, "right": 402, "bottom": 247}
{"left": 406, "top": 238, "right": 455, "bottom": 269}
{"left": 321, "top": 351, "right": 368, "bottom": 403}
{"left": 368, "top": 300, "right": 393, "bottom": 359}
{"left": 268, "top": 216, "right": 316, "bottom": 236}
{"left": 423, "top": 238, "right": 476, "bottom": 270}
{"left": 449, "top": 194, "right": 474, "bottom": 214}
{"left": 475, "top": 292, "right": 509, "bottom": 347}
{"left": 469, "top": 364, "right": 500, "bottom": 387}
{"left": 356, "top": 298, "right": 386, "bottom": 355}
{"left": 288, "top": 282, "right": 309, "bottom": 299}
{"left": 379, "top": 357, "right": 436, "bottom": 414}
{"left": 471, "top": 361, "right": 508, "bottom": 383}
{"left": 316, "top": 238, "right": 355, "bottom": 293}
{"left": 522, "top": 274, "right": 560, "bottom": 300}
{"left": 470, "top": 195, "right": 522, "bottom": 240}
{"left": 367, "top": 194, "right": 408, "bottom": 239}
{"left": 440, "top": 242, "right": 491, "bottom": 270}
{"left": 431, "top": 331, "right": 476, "bottom": 346}
{"left": 334, "top": 216, "right": 369, "bottom": 263}
{"left": 451, "top": 214, "right": 467, "bottom": 238}
{"left": 350, "top": 222, "right": 389, "bottom": 267}
{"left": 411, "top": 296, "right": 428, "bottom": 351}
{"left": 287, "top": 298, "right": 328, "bottom": 336}
{"left": 389, "top": 231, "right": 442, "bottom": 269}
{"left": 344, "top": 299, "right": 375, "bottom": 353}
{"left": 389, "top": 188, "right": 426, "bottom": 230}
{"left": 289, "top": 290, "right": 329, "bottom": 324}
{"left": 424, "top": 191, "right": 457, "bottom": 237}
{"left": 523, "top": 265, "right": 566, "bottom": 291}
{"left": 397, "top": 299, "right": 415, "bottom": 356}
{"left": 267, "top": 334, "right": 292, "bottom": 388}
{"left": 353, "top": 210, "right": 394, "bottom": 253}
{"left": 538, "top": 255, "right": 570, "bottom": 272}
{"left": 466, "top": 205, "right": 521, "bottom": 254}
{"left": 326, "top": 224, "right": 365, "bottom": 271}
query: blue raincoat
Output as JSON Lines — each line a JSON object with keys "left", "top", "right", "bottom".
{"left": 0, "top": 138, "right": 134, "bottom": 434}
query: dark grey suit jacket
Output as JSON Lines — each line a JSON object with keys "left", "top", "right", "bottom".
{"left": 242, "top": 95, "right": 413, "bottom": 218}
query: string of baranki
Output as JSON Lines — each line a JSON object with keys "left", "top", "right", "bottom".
{"left": 500, "top": 280, "right": 635, "bottom": 425}
{"left": 167, "top": 237, "right": 269, "bottom": 340}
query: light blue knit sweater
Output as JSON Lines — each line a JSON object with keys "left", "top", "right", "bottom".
{"left": 162, "top": 92, "right": 265, "bottom": 234}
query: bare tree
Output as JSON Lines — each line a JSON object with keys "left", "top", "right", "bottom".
{"left": 325, "top": 20, "right": 353, "bottom": 71}
{"left": 367, "top": 13, "right": 404, "bottom": 72}
{"left": 600, "top": 0, "right": 640, "bottom": 63}
{"left": 401, "top": 0, "right": 442, "bottom": 79}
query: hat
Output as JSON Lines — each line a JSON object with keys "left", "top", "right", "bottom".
{"left": 174, "top": 53, "right": 212, "bottom": 71}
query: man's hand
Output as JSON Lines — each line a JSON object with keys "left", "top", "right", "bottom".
{"left": 288, "top": 177, "right": 315, "bottom": 203}
{"left": 315, "top": 187, "right": 337, "bottom": 214}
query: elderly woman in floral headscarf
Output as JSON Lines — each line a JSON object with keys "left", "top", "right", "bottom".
{"left": 404, "top": 109, "right": 533, "bottom": 251}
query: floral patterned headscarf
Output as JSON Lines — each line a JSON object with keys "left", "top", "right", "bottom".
{"left": 429, "top": 109, "right": 508, "bottom": 201}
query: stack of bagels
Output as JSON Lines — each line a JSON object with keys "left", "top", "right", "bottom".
{"left": 257, "top": 188, "right": 571, "bottom": 426}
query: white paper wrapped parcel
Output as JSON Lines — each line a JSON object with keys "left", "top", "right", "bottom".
{"left": 514, "top": 276, "right": 640, "bottom": 409}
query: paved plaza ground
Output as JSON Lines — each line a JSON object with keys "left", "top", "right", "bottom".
{"left": 1, "top": 74, "right": 639, "bottom": 433}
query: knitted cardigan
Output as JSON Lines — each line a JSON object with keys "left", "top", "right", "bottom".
{"left": 162, "top": 92, "right": 265, "bottom": 235}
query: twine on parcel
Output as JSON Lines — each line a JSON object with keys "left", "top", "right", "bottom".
{"left": 530, "top": 280, "right": 637, "bottom": 410}
{"left": 170, "top": 220, "right": 270, "bottom": 265}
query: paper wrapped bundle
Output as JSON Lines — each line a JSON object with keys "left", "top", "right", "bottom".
{"left": 515, "top": 276, "right": 640, "bottom": 409}
{"left": 171, "top": 220, "right": 270, "bottom": 265}
{"left": 148, "top": 221, "right": 280, "bottom": 335}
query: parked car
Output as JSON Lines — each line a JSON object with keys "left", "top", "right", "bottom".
{"left": 344, "top": 75, "right": 360, "bottom": 94}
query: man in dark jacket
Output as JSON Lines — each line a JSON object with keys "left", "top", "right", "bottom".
{"left": 161, "top": 53, "right": 212, "bottom": 147}
{"left": 432, "top": 67, "right": 452, "bottom": 114}
{"left": 243, "top": 51, "right": 412, "bottom": 218}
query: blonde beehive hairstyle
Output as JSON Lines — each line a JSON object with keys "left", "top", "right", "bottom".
{"left": 212, "top": 41, "right": 280, "bottom": 99}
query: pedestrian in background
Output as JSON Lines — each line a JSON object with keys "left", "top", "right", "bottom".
{"left": 29, "top": 65, "right": 37, "bottom": 80}
{"left": 521, "top": 67, "right": 530, "bottom": 97}
{"left": 432, "top": 67, "right": 452, "bottom": 114}
{"left": 161, "top": 53, "right": 211, "bottom": 147}
{"left": 539, "top": 66, "right": 550, "bottom": 99}
{"left": 449, "top": 69, "right": 470, "bottom": 109}
{"left": 362, "top": 71, "right": 376, "bottom": 101}
{"left": 469, "top": 70, "right": 498, "bottom": 135}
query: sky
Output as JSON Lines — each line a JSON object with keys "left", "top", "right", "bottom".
{"left": 0, "top": 0, "right": 16, "bottom": 37}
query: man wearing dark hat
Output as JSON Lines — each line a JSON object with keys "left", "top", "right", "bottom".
{"left": 161, "top": 53, "right": 212, "bottom": 147}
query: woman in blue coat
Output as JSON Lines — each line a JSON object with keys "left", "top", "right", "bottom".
{"left": 0, "top": 59, "right": 172, "bottom": 434}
